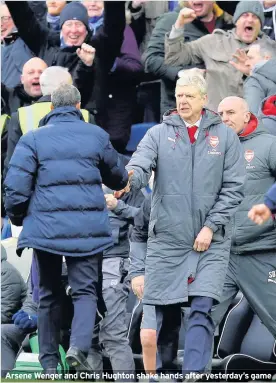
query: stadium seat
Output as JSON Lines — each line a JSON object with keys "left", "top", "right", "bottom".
{"left": 12, "top": 333, "right": 69, "bottom": 377}
{"left": 212, "top": 295, "right": 276, "bottom": 376}
{"left": 125, "top": 122, "right": 156, "bottom": 154}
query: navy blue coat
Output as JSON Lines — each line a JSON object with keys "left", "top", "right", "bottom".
{"left": 4, "top": 106, "right": 128, "bottom": 257}
{"left": 265, "top": 183, "right": 276, "bottom": 214}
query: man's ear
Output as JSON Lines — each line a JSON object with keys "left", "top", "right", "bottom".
{"left": 75, "top": 102, "right": 81, "bottom": 110}
{"left": 50, "top": 103, "right": 54, "bottom": 110}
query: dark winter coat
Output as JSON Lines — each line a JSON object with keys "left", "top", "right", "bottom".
{"left": 3, "top": 95, "right": 95, "bottom": 179}
{"left": 231, "top": 115, "right": 276, "bottom": 254}
{"left": 263, "top": 6, "right": 276, "bottom": 40}
{"left": 259, "top": 95, "right": 276, "bottom": 136}
{"left": 98, "top": 25, "right": 143, "bottom": 153}
{"left": 127, "top": 109, "right": 245, "bottom": 305}
{"left": 1, "top": 245, "right": 27, "bottom": 323}
{"left": 4, "top": 83, "right": 40, "bottom": 115}
{"left": 6, "top": 1, "right": 126, "bottom": 112}
{"left": 129, "top": 194, "right": 151, "bottom": 279}
{"left": 244, "top": 58, "right": 276, "bottom": 114}
{"left": 1, "top": 34, "right": 34, "bottom": 89}
{"left": 4, "top": 106, "right": 128, "bottom": 257}
{"left": 265, "top": 183, "right": 276, "bottom": 213}
{"left": 102, "top": 186, "right": 145, "bottom": 259}
{"left": 144, "top": 6, "right": 233, "bottom": 117}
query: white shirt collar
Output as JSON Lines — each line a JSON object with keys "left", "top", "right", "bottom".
{"left": 182, "top": 116, "right": 202, "bottom": 128}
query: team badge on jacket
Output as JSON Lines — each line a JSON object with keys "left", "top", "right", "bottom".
{"left": 244, "top": 150, "right": 255, "bottom": 170}
{"left": 244, "top": 150, "right": 254, "bottom": 163}
{"left": 208, "top": 136, "right": 221, "bottom": 155}
{"left": 209, "top": 136, "right": 219, "bottom": 148}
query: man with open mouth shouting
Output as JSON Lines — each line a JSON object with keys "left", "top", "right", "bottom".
{"left": 165, "top": 1, "right": 276, "bottom": 112}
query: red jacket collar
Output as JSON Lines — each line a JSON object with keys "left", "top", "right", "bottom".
{"left": 239, "top": 114, "right": 258, "bottom": 137}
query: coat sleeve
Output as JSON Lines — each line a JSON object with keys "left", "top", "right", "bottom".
{"left": 111, "top": 26, "right": 143, "bottom": 81}
{"left": 91, "top": 1, "right": 126, "bottom": 72}
{"left": 1, "top": 262, "right": 27, "bottom": 324}
{"left": 73, "top": 62, "right": 95, "bottom": 110}
{"left": 265, "top": 183, "right": 276, "bottom": 214}
{"left": 4, "top": 132, "right": 38, "bottom": 226}
{"left": 113, "top": 201, "right": 141, "bottom": 223}
{"left": 243, "top": 77, "right": 265, "bottom": 115}
{"left": 3, "top": 112, "right": 22, "bottom": 181}
{"left": 99, "top": 139, "right": 128, "bottom": 191}
{"left": 126, "top": 126, "right": 159, "bottom": 190}
{"left": 144, "top": 12, "right": 184, "bottom": 82}
{"left": 164, "top": 30, "right": 209, "bottom": 67}
{"left": 204, "top": 128, "right": 245, "bottom": 232}
{"left": 129, "top": 196, "right": 151, "bottom": 279}
{"left": 6, "top": 1, "right": 49, "bottom": 56}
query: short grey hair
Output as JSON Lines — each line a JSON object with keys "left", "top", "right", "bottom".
{"left": 176, "top": 69, "right": 207, "bottom": 96}
{"left": 40, "top": 66, "right": 72, "bottom": 96}
{"left": 251, "top": 40, "right": 276, "bottom": 58}
{"left": 51, "top": 84, "right": 81, "bottom": 108}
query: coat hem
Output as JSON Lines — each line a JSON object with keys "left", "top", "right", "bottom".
{"left": 16, "top": 242, "right": 113, "bottom": 257}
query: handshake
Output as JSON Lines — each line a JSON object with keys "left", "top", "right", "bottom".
{"left": 105, "top": 170, "right": 134, "bottom": 210}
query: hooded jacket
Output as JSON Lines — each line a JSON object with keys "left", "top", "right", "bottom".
{"left": 4, "top": 106, "right": 128, "bottom": 257}
{"left": 244, "top": 58, "right": 276, "bottom": 114}
{"left": 231, "top": 115, "right": 276, "bottom": 254}
{"left": 1, "top": 245, "right": 27, "bottom": 324}
{"left": 126, "top": 109, "right": 245, "bottom": 305}
{"left": 258, "top": 95, "right": 276, "bottom": 136}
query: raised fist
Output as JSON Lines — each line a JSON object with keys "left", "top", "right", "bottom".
{"left": 175, "top": 8, "right": 197, "bottom": 29}
{"left": 76, "top": 43, "right": 96, "bottom": 67}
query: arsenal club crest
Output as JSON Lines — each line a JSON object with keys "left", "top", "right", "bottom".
{"left": 244, "top": 150, "right": 254, "bottom": 163}
{"left": 209, "top": 136, "right": 219, "bottom": 148}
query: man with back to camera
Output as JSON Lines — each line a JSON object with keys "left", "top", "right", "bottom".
{"left": 4, "top": 83, "right": 130, "bottom": 375}
{"left": 212, "top": 96, "right": 276, "bottom": 339}
{"left": 125, "top": 71, "right": 245, "bottom": 379}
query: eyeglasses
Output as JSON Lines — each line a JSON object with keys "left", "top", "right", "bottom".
{"left": 1, "top": 16, "right": 11, "bottom": 23}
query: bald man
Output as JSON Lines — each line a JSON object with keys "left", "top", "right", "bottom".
{"left": 5, "top": 57, "right": 48, "bottom": 115}
{"left": 211, "top": 96, "right": 276, "bottom": 338}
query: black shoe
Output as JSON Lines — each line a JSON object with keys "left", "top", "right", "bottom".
{"left": 65, "top": 347, "right": 91, "bottom": 371}
{"left": 42, "top": 369, "right": 59, "bottom": 380}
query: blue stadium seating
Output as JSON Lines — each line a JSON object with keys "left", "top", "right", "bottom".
{"left": 125, "top": 122, "right": 156, "bottom": 153}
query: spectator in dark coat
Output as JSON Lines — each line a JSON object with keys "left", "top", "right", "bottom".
{"left": 83, "top": 0, "right": 143, "bottom": 152}
{"left": 4, "top": 84, "right": 129, "bottom": 374}
{"left": 243, "top": 41, "right": 276, "bottom": 114}
{"left": 144, "top": 1, "right": 233, "bottom": 117}
{"left": 1, "top": 245, "right": 27, "bottom": 325}
{"left": 5, "top": 1, "right": 126, "bottom": 112}
{"left": 262, "top": 0, "right": 276, "bottom": 40}
{"left": 4, "top": 57, "right": 48, "bottom": 115}
{"left": 1, "top": 3, "right": 34, "bottom": 89}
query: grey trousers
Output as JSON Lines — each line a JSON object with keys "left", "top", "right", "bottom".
{"left": 212, "top": 252, "right": 276, "bottom": 338}
{"left": 1, "top": 324, "right": 28, "bottom": 377}
{"left": 88, "top": 257, "right": 135, "bottom": 377}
